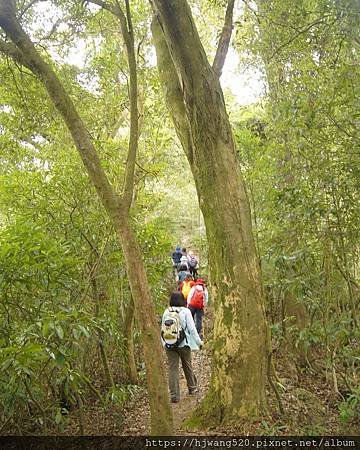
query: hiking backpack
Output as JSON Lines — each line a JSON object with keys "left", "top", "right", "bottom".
{"left": 189, "top": 289, "right": 205, "bottom": 309}
{"left": 181, "top": 280, "right": 193, "bottom": 300}
{"left": 188, "top": 256, "right": 198, "bottom": 268}
{"left": 161, "top": 307, "right": 186, "bottom": 349}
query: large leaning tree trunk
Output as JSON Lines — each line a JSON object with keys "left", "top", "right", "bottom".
{"left": 0, "top": 0, "right": 172, "bottom": 435}
{"left": 151, "top": 0, "right": 269, "bottom": 424}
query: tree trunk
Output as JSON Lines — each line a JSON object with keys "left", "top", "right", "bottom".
{"left": 0, "top": 3, "right": 172, "bottom": 435}
{"left": 123, "top": 295, "right": 138, "bottom": 384}
{"left": 116, "top": 219, "right": 169, "bottom": 431}
{"left": 91, "top": 277, "right": 115, "bottom": 389}
{"left": 283, "top": 291, "right": 308, "bottom": 367}
{"left": 151, "top": 1, "right": 268, "bottom": 424}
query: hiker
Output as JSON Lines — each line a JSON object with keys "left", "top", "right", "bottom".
{"left": 172, "top": 246, "right": 182, "bottom": 269}
{"left": 176, "top": 264, "right": 192, "bottom": 283}
{"left": 161, "top": 291, "right": 203, "bottom": 403}
{"left": 179, "top": 274, "right": 195, "bottom": 301}
{"left": 187, "top": 278, "right": 208, "bottom": 339}
{"left": 179, "top": 254, "right": 189, "bottom": 270}
{"left": 187, "top": 250, "right": 199, "bottom": 278}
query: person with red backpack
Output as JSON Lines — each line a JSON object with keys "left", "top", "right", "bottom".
{"left": 187, "top": 278, "right": 208, "bottom": 339}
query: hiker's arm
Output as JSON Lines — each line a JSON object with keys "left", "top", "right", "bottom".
{"left": 204, "top": 289, "right": 209, "bottom": 307}
{"left": 187, "top": 287, "right": 195, "bottom": 306}
{"left": 185, "top": 310, "right": 203, "bottom": 346}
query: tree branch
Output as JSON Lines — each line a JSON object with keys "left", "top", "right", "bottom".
{"left": 86, "top": 0, "right": 138, "bottom": 213}
{"left": 0, "top": 0, "right": 124, "bottom": 226}
{"left": 86, "top": 0, "right": 128, "bottom": 29}
{"left": 0, "top": 38, "right": 32, "bottom": 69}
{"left": 119, "top": 0, "right": 138, "bottom": 212}
{"left": 85, "top": 0, "right": 120, "bottom": 17}
{"left": 18, "top": 0, "right": 48, "bottom": 21}
{"left": 269, "top": 16, "right": 335, "bottom": 61}
{"left": 212, "top": 0, "right": 235, "bottom": 77}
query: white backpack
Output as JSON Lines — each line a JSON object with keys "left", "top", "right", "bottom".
{"left": 161, "top": 307, "right": 186, "bottom": 349}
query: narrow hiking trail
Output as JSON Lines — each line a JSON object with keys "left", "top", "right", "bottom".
{"left": 118, "top": 261, "right": 213, "bottom": 435}
{"left": 58, "top": 271, "right": 357, "bottom": 436}
{"left": 59, "top": 325, "right": 355, "bottom": 436}
{"left": 119, "top": 349, "right": 212, "bottom": 435}
{"left": 59, "top": 345, "right": 212, "bottom": 436}
{"left": 61, "top": 271, "right": 214, "bottom": 436}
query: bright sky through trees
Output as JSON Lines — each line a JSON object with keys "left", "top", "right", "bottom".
{"left": 34, "top": 0, "right": 263, "bottom": 105}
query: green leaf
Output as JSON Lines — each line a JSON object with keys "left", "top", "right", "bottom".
{"left": 55, "top": 325, "right": 64, "bottom": 340}
{"left": 78, "top": 325, "right": 90, "bottom": 338}
{"left": 55, "top": 409, "right": 63, "bottom": 425}
{"left": 55, "top": 352, "right": 65, "bottom": 368}
{"left": 42, "top": 320, "right": 54, "bottom": 337}
{"left": 73, "top": 328, "right": 81, "bottom": 340}
{"left": 22, "top": 344, "right": 43, "bottom": 355}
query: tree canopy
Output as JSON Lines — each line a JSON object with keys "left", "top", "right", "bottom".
{"left": 0, "top": 0, "right": 359, "bottom": 438}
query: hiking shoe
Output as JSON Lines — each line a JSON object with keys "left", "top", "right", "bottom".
{"left": 171, "top": 398, "right": 180, "bottom": 403}
{"left": 188, "top": 388, "right": 198, "bottom": 395}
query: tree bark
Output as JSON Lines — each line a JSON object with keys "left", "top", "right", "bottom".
{"left": 0, "top": 2, "right": 172, "bottom": 435}
{"left": 91, "top": 277, "right": 115, "bottom": 389}
{"left": 117, "top": 219, "right": 171, "bottom": 432}
{"left": 123, "top": 295, "right": 138, "bottom": 384}
{"left": 151, "top": 0, "right": 268, "bottom": 424}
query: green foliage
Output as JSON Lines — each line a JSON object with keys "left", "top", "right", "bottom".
{"left": 339, "top": 387, "right": 360, "bottom": 426}
{"left": 107, "top": 384, "right": 141, "bottom": 406}
{"left": 258, "top": 420, "right": 287, "bottom": 435}
{"left": 232, "top": 0, "right": 359, "bottom": 429}
{"left": 0, "top": 0, "right": 188, "bottom": 433}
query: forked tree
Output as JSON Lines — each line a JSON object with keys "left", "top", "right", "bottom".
{"left": 151, "top": 0, "right": 269, "bottom": 424}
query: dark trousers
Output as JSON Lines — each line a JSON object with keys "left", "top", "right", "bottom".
{"left": 188, "top": 306, "right": 204, "bottom": 338}
{"left": 165, "top": 346, "right": 197, "bottom": 401}
{"left": 189, "top": 266, "right": 198, "bottom": 278}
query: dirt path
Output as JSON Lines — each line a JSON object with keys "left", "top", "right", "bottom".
{"left": 60, "top": 343, "right": 356, "bottom": 436}
{"left": 119, "top": 348, "right": 211, "bottom": 435}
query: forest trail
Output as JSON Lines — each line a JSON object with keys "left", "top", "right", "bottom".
{"left": 116, "top": 255, "right": 213, "bottom": 434}
{"left": 58, "top": 275, "right": 356, "bottom": 436}
{"left": 60, "top": 343, "right": 212, "bottom": 436}
{"left": 119, "top": 349, "right": 212, "bottom": 435}
{"left": 59, "top": 307, "right": 355, "bottom": 436}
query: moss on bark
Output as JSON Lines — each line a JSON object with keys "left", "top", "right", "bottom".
{"left": 152, "top": 0, "right": 269, "bottom": 425}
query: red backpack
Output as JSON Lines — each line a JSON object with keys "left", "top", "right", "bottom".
{"left": 189, "top": 289, "right": 205, "bottom": 309}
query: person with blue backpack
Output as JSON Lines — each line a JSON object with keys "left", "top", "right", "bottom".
{"left": 176, "top": 264, "right": 192, "bottom": 283}
{"left": 160, "top": 291, "right": 203, "bottom": 403}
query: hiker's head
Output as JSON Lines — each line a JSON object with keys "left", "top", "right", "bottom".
{"left": 185, "top": 274, "right": 193, "bottom": 281}
{"left": 188, "top": 250, "right": 194, "bottom": 257}
{"left": 182, "top": 248, "right": 187, "bottom": 254}
{"left": 196, "top": 278, "right": 205, "bottom": 286}
{"left": 170, "top": 291, "right": 186, "bottom": 307}
{"left": 178, "top": 264, "right": 188, "bottom": 271}
{"left": 175, "top": 246, "right": 181, "bottom": 252}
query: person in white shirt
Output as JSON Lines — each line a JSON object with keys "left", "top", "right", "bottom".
{"left": 161, "top": 291, "right": 203, "bottom": 403}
